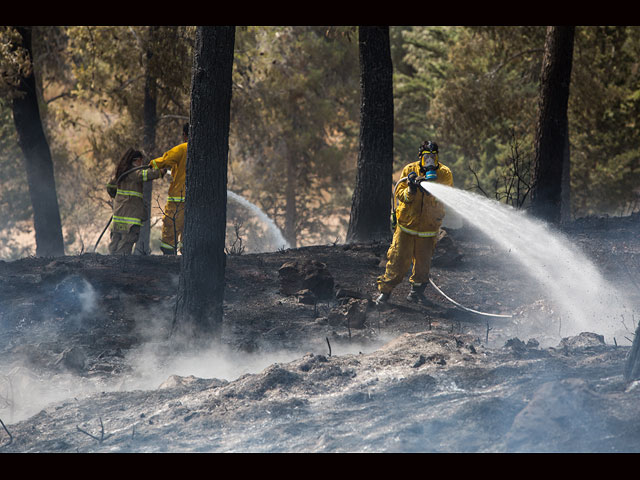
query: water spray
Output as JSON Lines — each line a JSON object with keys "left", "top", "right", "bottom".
{"left": 392, "top": 176, "right": 513, "bottom": 318}
{"left": 417, "top": 180, "right": 634, "bottom": 342}
{"left": 227, "top": 191, "right": 290, "bottom": 251}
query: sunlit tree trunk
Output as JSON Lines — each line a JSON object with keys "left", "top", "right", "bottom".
{"left": 347, "top": 26, "right": 394, "bottom": 243}
{"left": 530, "top": 26, "right": 574, "bottom": 225}
{"left": 284, "top": 145, "right": 298, "bottom": 248}
{"left": 173, "top": 26, "right": 235, "bottom": 341}
{"left": 136, "top": 26, "right": 159, "bottom": 255}
{"left": 11, "top": 26, "right": 64, "bottom": 257}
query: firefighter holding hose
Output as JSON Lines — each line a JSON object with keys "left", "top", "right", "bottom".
{"left": 106, "top": 148, "right": 165, "bottom": 255}
{"left": 375, "top": 141, "right": 454, "bottom": 306}
{"left": 149, "top": 123, "right": 189, "bottom": 255}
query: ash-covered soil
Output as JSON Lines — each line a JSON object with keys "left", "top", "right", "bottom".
{"left": 1, "top": 214, "right": 640, "bottom": 452}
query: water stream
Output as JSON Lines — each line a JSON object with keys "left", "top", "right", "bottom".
{"left": 420, "top": 181, "right": 634, "bottom": 344}
{"left": 227, "top": 190, "right": 290, "bottom": 252}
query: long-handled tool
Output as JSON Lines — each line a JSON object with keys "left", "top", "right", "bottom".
{"left": 92, "top": 165, "right": 151, "bottom": 252}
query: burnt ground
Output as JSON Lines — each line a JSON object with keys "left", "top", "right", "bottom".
{"left": 1, "top": 214, "right": 640, "bottom": 452}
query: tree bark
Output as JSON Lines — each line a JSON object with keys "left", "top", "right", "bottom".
{"left": 136, "top": 26, "right": 159, "bottom": 255}
{"left": 11, "top": 26, "right": 64, "bottom": 257}
{"left": 624, "top": 323, "right": 640, "bottom": 382}
{"left": 530, "top": 26, "right": 575, "bottom": 225}
{"left": 346, "top": 26, "right": 394, "bottom": 244}
{"left": 284, "top": 145, "right": 297, "bottom": 248}
{"left": 561, "top": 133, "right": 571, "bottom": 223}
{"left": 173, "top": 26, "right": 235, "bottom": 341}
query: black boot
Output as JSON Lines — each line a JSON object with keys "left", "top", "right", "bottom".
{"left": 407, "top": 283, "right": 432, "bottom": 305}
{"left": 160, "top": 246, "right": 176, "bottom": 255}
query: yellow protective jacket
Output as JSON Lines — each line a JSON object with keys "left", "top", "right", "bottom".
{"left": 150, "top": 142, "right": 187, "bottom": 202}
{"left": 394, "top": 161, "right": 454, "bottom": 236}
{"left": 107, "top": 168, "right": 162, "bottom": 232}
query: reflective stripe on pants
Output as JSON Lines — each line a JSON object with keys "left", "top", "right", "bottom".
{"left": 161, "top": 200, "right": 185, "bottom": 252}
{"left": 377, "top": 227, "right": 437, "bottom": 294}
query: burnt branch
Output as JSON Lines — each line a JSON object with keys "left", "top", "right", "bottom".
{"left": 467, "top": 163, "right": 488, "bottom": 198}
{"left": 0, "top": 418, "right": 13, "bottom": 447}
{"left": 76, "top": 417, "right": 111, "bottom": 444}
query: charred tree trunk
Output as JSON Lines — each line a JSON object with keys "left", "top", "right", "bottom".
{"left": 530, "top": 26, "right": 574, "bottom": 225}
{"left": 561, "top": 134, "right": 571, "bottom": 223}
{"left": 347, "top": 26, "right": 394, "bottom": 244}
{"left": 136, "top": 25, "right": 159, "bottom": 255}
{"left": 173, "top": 26, "right": 235, "bottom": 341}
{"left": 11, "top": 26, "right": 64, "bottom": 257}
{"left": 624, "top": 323, "right": 640, "bottom": 382}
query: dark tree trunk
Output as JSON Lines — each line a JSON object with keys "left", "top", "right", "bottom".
{"left": 530, "top": 26, "right": 575, "bottom": 225}
{"left": 173, "top": 26, "right": 235, "bottom": 341}
{"left": 136, "top": 26, "right": 159, "bottom": 255}
{"left": 11, "top": 26, "right": 64, "bottom": 257}
{"left": 624, "top": 323, "right": 640, "bottom": 382}
{"left": 346, "top": 26, "right": 394, "bottom": 244}
{"left": 561, "top": 134, "right": 571, "bottom": 223}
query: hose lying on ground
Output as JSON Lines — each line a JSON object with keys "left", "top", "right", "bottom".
{"left": 429, "top": 278, "right": 513, "bottom": 318}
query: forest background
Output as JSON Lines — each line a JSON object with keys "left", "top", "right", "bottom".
{"left": 1, "top": 26, "right": 639, "bottom": 259}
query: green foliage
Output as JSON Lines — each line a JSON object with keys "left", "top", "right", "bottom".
{"left": 64, "top": 26, "right": 194, "bottom": 159}
{"left": 414, "top": 27, "right": 544, "bottom": 199}
{"left": 230, "top": 26, "right": 360, "bottom": 245}
{"left": 391, "top": 26, "right": 458, "bottom": 170}
{"left": 569, "top": 26, "right": 640, "bottom": 215}
{"left": 393, "top": 26, "right": 640, "bottom": 218}
{"left": 2, "top": 25, "right": 640, "bottom": 259}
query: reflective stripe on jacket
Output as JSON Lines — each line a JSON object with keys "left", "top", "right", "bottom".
{"left": 108, "top": 168, "right": 162, "bottom": 232}
{"left": 394, "top": 161, "right": 454, "bottom": 236}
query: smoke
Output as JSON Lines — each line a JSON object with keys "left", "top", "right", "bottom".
{"left": 0, "top": 272, "right": 387, "bottom": 425}
{"left": 0, "top": 274, "right": 101, "bottom": 423}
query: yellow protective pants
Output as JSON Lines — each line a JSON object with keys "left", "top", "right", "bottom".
{"left": 160, "top": 200, "right": 185, "bottom": 253}
{"left": 377, "top": 227, "right": 437, "bottom": 295}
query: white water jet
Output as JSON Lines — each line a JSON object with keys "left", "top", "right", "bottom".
{"left": 420, "top": 181, "right": 634, "bottom": 343}
{"left": 227, "top": 190, "right": 290, "bottom": 252}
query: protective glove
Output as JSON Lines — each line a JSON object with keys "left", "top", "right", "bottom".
{"left": 407, "top": 171, "right": 419, "bottom": 192}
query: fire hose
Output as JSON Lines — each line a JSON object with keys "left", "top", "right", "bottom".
{"left": 391, "top": 176, "right": 513, "bottom": 319}
{"left": 92, "top": 165, "right": 152, "bottom": 252}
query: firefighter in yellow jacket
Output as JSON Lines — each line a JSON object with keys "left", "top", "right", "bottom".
{"left": 149, "top": 123, "right": 188, "bottom": 255}
{"left": 375, "top": 141, "right": 454, "bottom": 306}
{"left": 107, "top": 148, "right": 164, "bottom": 255}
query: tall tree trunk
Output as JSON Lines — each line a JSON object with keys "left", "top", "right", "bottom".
{"left": 624, "top": 323, "right": 640, "bottom": 382}
{"left": 11, "top": 26, "right": 64, "bottom": 257}
{"left": 530, "top": 26, "right": 575, "bottom": 225}
{"left": 347, "top": 26, "right": 394, "bottom": 244}
{"left": 561, "top": 133, "right": 571, "bottom": 223}
{"left": 173, "top": 26, "right": 235, "bottom": 341}
{"left": 136, "top": 26, "right": 159, "bottom": 255}
{"left": 284, "top": 145, "right": 297, "bottom": 248}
